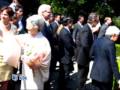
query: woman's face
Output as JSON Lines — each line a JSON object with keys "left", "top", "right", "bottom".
{"left": 26, "top": 21, "right": 39, "bottom": 36}
{"left": 0, "top": 10, "right": 10, "bottom": 22}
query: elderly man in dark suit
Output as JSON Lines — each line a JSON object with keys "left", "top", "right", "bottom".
{"left": 76, "top": 12, "right": 98, "bottom": 90}
{"left": 38, "top": 4, "right": 53, "bottom": 45}
{"left": 90, "top": 26, "right": 120, "bottom": 90}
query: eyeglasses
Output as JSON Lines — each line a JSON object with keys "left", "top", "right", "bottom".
{"left": 44, "top": 10, "right": 51, "bottom": 13}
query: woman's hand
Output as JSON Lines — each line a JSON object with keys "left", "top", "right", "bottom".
{"left": 26, "top": 53, "right": 46, "bottom": 69}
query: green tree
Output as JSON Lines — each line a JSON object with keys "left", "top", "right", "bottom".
{"left": 37, "top": 0, "right": 120, "bottom": 21}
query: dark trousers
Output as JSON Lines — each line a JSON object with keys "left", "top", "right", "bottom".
{"left": 78, "top": 65, "right": 89, "bottom": 90}
{"left": 46, "top": 56, "right": 60, "bottom": 90}
{"left": 10, "top": 61, "right": 22, "bottom": 90}
{"left": 44, "top": 70, "right": 60, "bottom": 90}
{"left": 92, "top": 79, "right": 112, "bottom": 90}
{"left": 59, "top": 63, "right": 73, "bottom": 90}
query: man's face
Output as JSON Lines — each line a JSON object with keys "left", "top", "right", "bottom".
{"left": 16, "top": 8, "right": 23, "bottom": 17}
{"left": 80, "top": 17, "right": 84, "bottom": 23}
{"left": 56, "top": 15, "right": 61, "bottom": 22}
{"left": 42, "top": 9, "right": 51, "bottom": 20}
{"left": 107, "top": 18, "right": 112, "bottom": 25}
{"left": 92, "top": 20, "right": 98, "bottom": 27}
{"left": 111, "top": 34, "right": 119, "bottom": 42}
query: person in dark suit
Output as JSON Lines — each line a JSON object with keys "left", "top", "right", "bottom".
{"left": 72, "top": 15, "right": 84, "bottom": 43}
{"left": 14, "top": 5, "right": 26, "bottom": 34}
{"left": 48, "top": 14, "right": 61, "bottom": 90}
{"left": 72, "top": 15, "right": 84, "bottom": 61}
{"left": 76, "top": 12, "right": 98, "bottom": 90}
{"left": 98, "top": 17, "right": 112, "bottom": 38}
{"left": 49, "top": 13, "right": 61, "bottom": 70}
{"left": 37, "top": 4, "right": 53, "bottom": 45}
{"left": 90, "top": 26, "right": 120, "bottom": 90}
{"left": 50, "top": 13, "right": 61, "bottom": 33}
{"left": 58, "top": 17, "right": 75, "bottom": 90}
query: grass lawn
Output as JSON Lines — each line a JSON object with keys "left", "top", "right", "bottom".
{"left": 112, "top": 44, "right": 120, "bottom": 90}
{"left": 116, "top": 44, "right": 120, "bottom": 58}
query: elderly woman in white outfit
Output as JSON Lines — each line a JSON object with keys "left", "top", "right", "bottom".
{"left": 16, "top": 15, "right": 51, "bottom": 90}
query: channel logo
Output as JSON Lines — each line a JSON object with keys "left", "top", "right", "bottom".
{"left": 12, "top": 74, "right": 27, "bottom": 81}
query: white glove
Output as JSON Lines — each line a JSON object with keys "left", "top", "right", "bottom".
{"left": 117, "top": 80, "right": 120, "bottom": 88}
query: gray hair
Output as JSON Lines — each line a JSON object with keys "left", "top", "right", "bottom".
{"left": 38, "top": 4, "right": 51, "bottom": 15}
{"left": 26, "top": 14, "right": 44, "bottom": 31}
{"left": 87, "top": 12, "right": 98, "bottom": 23}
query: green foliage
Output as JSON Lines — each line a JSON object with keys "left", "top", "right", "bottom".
{"left": 37, "top": 0, "right": 117, "bottom": 21}
{"left": 113, "top": 44, "right": 120, "bottom": 90}
{"left": 113, "top": 17, "right": 120, "bottom": 28}
{"left": 38, "top": 0, "right": 87, "bottom": 16}
{"left": 38, "top": 0, "right": 65, "bottom": 14}
{"left": 77, "top": 0, "right": 87, "bottom": 5}
{"left": 93, "top": 2, "right": 113, "bottom": 18}
{"left": 116, "top": 44, "right": 120, "bottom": 57}
{"left": 51, "top": 0, "right": 65, "bottom": 14}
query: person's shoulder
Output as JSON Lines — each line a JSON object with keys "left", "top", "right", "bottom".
{"left": 40, "top": 34, "right": 51, "bottom": 47}
{"left": 11, "top": 23, "right": 17, "bottom": 28}
{"left": 74, "top": 23, "right": 78, "bottom": 27}
{"left": 38, "top": 32, "right": 49, "bottom": 42}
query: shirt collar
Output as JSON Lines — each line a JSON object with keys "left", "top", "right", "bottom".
{"left": 87, "top": 23, "right": 93, "bottom": 30}
{"left": 64, "top": 26, "right": 70, "bottom": 33}
{"left": 77, "top": 21, "right": 83, "bottom": 27}
{"left": 55, "top": 20, "right": 59, "bottom": 25}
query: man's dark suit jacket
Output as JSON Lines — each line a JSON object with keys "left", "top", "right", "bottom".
{"left": 17, "top": 17, "right": 27, "bottom": 34}
{"left": 49, "top": 21, "right": 60, "bottom": 71}
{"left": 72, "top": 23, "right": 83, "bottom": 43}
{"left": 90, "top": 36, "right": 120, "bottom": 83}
{"left": 41, "top": 22, "right": 53, "bottom": 46}
{"left": 50, "top": 21, "right": 59, "bottom": 47}
{"left": 50, "top": 21, "right": 59, "bottom": 34}
{"left": 76, "top": 24, "right": 93, "bottom": 66}
{"left": 98, "top": 23, "right": 109, "bottom": 38}
{"left": 59, "top": 28, "right": 74, "bottom": 64}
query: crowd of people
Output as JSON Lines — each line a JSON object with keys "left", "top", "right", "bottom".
{"left": 0, "top": 0, "right": 120, "bottom": 90}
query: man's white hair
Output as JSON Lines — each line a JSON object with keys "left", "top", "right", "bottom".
{"left": 38, "top": 4, "right": 51, "bottom": 15}
{"left": 105, "top": 26, "right": 120, "bottom": 36}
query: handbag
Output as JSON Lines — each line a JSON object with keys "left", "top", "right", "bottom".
{"left": 0, "top": 81, "right": 10, "bottom": 90}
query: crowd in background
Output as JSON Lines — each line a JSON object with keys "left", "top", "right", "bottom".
{"left": 0, "top": 0, "right": 120, "bottom": 90}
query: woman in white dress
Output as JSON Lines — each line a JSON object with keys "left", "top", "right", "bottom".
{"left": 16, "top": 15, "right": 51, "bottom": 90}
